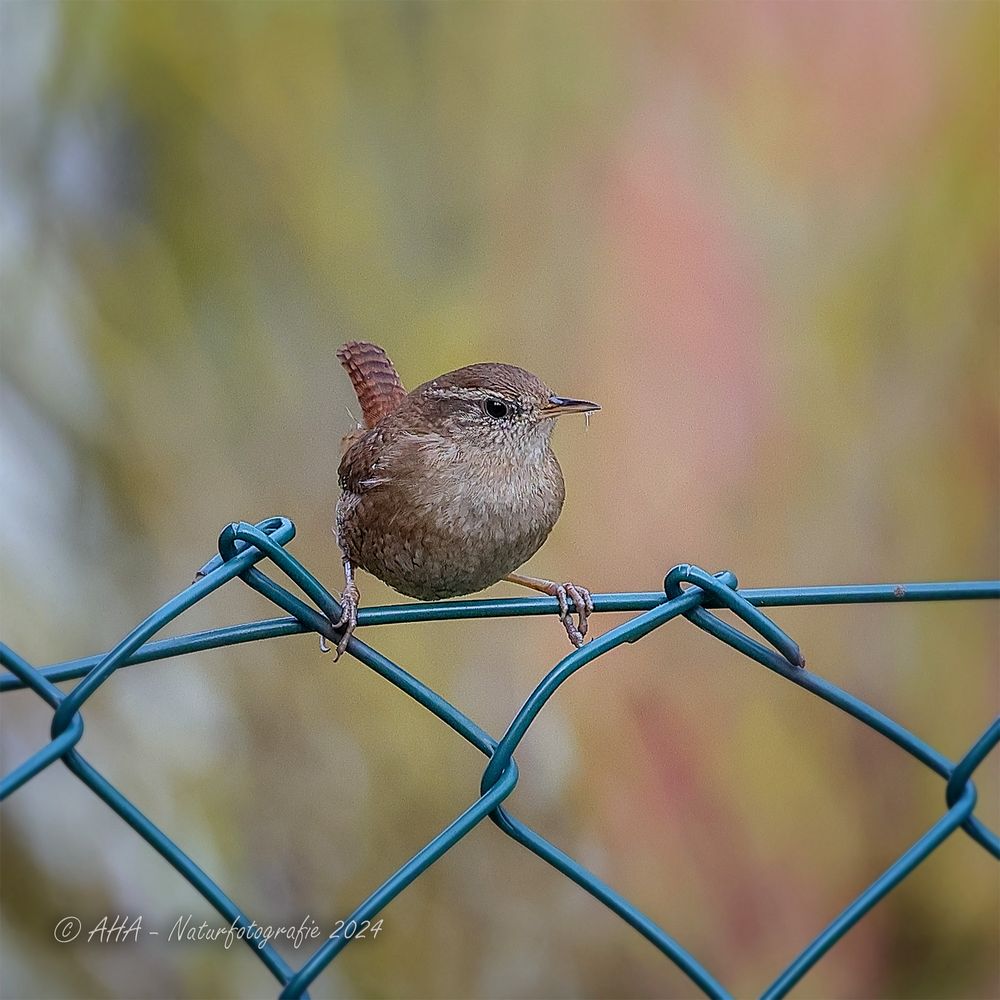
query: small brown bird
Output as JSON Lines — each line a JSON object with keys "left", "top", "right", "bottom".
{"left": 328, "top": 341, "right": 600, "bottom": 657}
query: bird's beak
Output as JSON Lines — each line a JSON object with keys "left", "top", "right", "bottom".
{"left": 542, "top": 395, "right": 601, "bottom": 416}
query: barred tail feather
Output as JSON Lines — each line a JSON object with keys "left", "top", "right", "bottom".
{"left": 336, "top": 341, "right": 407, "bottom": 427}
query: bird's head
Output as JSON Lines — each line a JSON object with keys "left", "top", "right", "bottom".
{"left": 404, "top": 362, "right": 600, "bottom": 455}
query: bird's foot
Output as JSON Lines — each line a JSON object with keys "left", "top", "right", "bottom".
{"left": 550, "top": 581, "right": 594, "bottom": 648}
{"left": 319, "top": 583, "right": 360, "bottom": 660}
{"left": 503, "top": 572, "right": 595, "bottom": 648}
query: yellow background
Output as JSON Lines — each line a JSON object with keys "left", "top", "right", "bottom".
{"left": 1, "top": 3, "right": 997, "bottom": 998}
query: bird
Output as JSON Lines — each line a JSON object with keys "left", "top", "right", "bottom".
{"left": 327, "top": 340, "right": 600, "bottom": 658}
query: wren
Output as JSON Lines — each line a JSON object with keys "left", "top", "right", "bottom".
{"left": 327, "top": 341, "right": 600, "bottom": 658}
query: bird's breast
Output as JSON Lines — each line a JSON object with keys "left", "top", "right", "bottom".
{"left": 340, "top": 439, "right": 566, "bottom": 600}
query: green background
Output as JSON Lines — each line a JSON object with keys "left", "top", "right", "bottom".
{"left": 1, "top": 3, "right": 997, "bottom": 998}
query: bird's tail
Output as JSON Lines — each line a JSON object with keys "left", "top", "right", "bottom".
{"left": 336, "top": 341, "right": 407, "bottom": 428}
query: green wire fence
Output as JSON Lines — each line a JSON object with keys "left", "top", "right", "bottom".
{"left": 2, "top": 516, "right": 998, "bottom": 999}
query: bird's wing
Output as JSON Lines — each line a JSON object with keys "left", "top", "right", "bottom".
{"left": 338, "top": 423, "right": 441, "bottom": 497}
{"left": 338, "top": 427, "right": 394, "bottom": 494}
{"left": 337, "top": 341, "right": 407, "bottom": 429}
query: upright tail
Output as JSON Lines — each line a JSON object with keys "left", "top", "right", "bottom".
{"left": 336, "top": 341, "right": 407, "bottom": 428}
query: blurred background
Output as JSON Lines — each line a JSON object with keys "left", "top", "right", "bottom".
{"left": 1, "top": 3, "right": 997, "bottom": 998}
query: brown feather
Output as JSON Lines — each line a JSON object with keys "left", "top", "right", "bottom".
{"left": 336, "top": 341, "right": 407, "bottom": 429}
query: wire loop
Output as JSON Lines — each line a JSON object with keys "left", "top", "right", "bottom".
{"left": 664, "top": 564, "right": 806, "bottom": 669}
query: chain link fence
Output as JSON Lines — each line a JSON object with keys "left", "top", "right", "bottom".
{"left": 2, "top": 516, "right": 998, "bottom": 999}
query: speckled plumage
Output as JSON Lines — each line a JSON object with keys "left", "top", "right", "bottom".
{"left": 328, "top": 342, "right": 599, "bottom": 657}
{"left": 336, "top": 362, "right": 566, "bottom": 599}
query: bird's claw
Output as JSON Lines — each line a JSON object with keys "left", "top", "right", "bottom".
{"left": 553, "top": 582, "right": 593, "bottom": 648}
{"left": 319, "top": 584, "right": 359, "bottom": 660}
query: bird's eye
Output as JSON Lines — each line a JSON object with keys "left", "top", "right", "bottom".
{"left": 483, "top": 399, "right": 510, "bottom": 419}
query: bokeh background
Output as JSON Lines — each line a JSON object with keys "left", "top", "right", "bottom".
{"left": 1, "top": 3, "right": 998, "bottom": 998}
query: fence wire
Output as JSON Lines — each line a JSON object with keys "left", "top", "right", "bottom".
{"left": 1, "top": 516, "right": 998, "bottom": 999}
